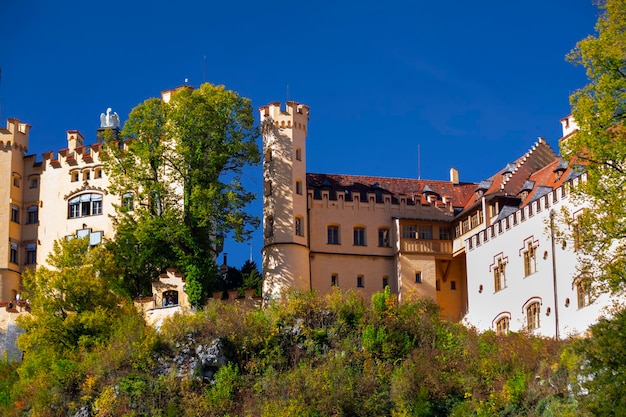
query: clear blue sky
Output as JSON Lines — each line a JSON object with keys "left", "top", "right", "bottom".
{"left": 0, "top": 0, "right": 599, "bottom": 269}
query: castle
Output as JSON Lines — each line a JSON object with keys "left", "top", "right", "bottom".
{"left": 260, "top": 102, "right": 619, "bottom": 338}
{"left": 0, "top": 89, "right": 618, "bottom": 339}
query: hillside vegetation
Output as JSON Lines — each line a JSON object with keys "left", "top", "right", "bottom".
{"left": 0, "top": 287, "right": 593, "bottom": 417}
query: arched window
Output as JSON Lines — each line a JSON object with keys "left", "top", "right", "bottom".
{"left": 68, "top": 193, "right": 103, "bottom": 218}
{"left": 495, "top": 316, "right": 510, "bottom": 336}
{"left": 526, "top": 301, "right": 541, "bottom": 331}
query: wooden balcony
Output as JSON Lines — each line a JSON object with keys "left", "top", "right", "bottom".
{"left": 400, "top": 239, "right": 452, "bottom": 254}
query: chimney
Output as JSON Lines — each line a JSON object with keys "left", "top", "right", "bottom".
{"left": 67, "top": 130, "right": 84, "bottom": 154}
{"left": 450, "top": 168, "right": 459, "bottom": 185}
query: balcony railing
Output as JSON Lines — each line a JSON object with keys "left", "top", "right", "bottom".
{"left": 400, "top": 239, "right": 452, "bottom": 254}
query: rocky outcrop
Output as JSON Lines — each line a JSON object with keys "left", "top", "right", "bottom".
{"left": 156, "top": 334, "right": 233, "bottom": 382}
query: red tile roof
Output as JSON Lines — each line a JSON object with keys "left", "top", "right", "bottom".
{"left": 307, "top": 173, "right": 477, "bottom": 208}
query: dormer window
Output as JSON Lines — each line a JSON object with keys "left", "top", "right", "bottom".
{"left": 554, "top": 160, "right": 568, "bottom": 182}
{"left": 519, "top": 180, "right": 535, "bottom": 201}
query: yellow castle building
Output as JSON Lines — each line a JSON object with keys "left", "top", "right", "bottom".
{"left": 0, "top": 114, "right": 121, "bottom": 302}
{"left": 260, "top": 101, "right": 478, "bottom": 320}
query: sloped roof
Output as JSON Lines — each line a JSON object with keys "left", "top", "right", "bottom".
{"left": 307, "top": 173, "right": 477, "bottom": 208}
{"left": 518, "top": 158, "right": 584, "bottom": 207}
{"left": 461, "top": 138, "right": 559, "bottom": 211}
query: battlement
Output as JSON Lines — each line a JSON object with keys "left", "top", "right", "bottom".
{"left": 259, "top": 101, "right": 309, "bottom": 131}
{"left": 0, "top": 118, "right": 30, "bottom": 152}
{"left": 42, "top": 142, "right": 103, "bottom": 169}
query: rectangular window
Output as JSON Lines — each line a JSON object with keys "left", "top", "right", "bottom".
{"left": 577, "top": 282, "right": 591, "bottom": 308}
{"left": 95, "top": 168, "right": 103, "bottom": 179}
{"left": 9, "top": 242, "right": 18, "bottom": 264}
{"left": 382, "top": 276, "right": 389, "bottom": 289}
{"left": 84, "top": 171, "right": 91, "bottom": 181}
{"left": 378, "top": 228, "right": 390, "bottom": 247}
{"left": 327, "top": 225, "right": 339, "bottom": 244}
{"left": 25, "top": 243, "right": 37, "bottom": 265}
{"left": 27, "top": 206, "right": 38, "bottom": 224}
{"left": 30, "top": 178, "right": 39, "bottom": 188}
{"left": 402, "top": 225, "right": 416, "bottom": 239}
{"left": 92, "top": 200, "right": 102, "bottom": 216}
{"left": 451, "top": 280, "right": 457, "bottom": 290}
{"left": 357, "top": 276, "right": 364, "bottom": 288}
{"left": 295, "top": 148, "right": 302, "bottom": 161}
{"left": 523, "top": 242, "right": 537, "bottom": 277}
{"left": 494, "top": 260, "right": 506, "bottom": 292}
{"left": 71, "top": 172, "right": 79, "bottom": 182}
{"left": 415, "top": 272, "right": 422, "bottom": 283}
{"left": 296, "top": 180, "right": 302, "bottom": 195}
{"left": 265, "top": 216, "right": 274, "bottom": 238}
{"left": 12, "top": 175, "right": 20, "bottom": 187}
{"left": 439, "top": 227, "right": 452, "bottom": 240}
{"left": 11, "top": 205, "right": 19, "bottom": 223}
{"left": 353, "top": 227, "right": 366, "bottom": 246}
{"left": 418, "top": 226, "right": 433, "bottom": 240}
{"left": 331, "top": 274, "right": 338, "bottom": 287}
{"left": 122, "top": 193, "right": 134, "bottom": 212}
{"left": 295, "top": 217, "right": 304, "bottom": 236}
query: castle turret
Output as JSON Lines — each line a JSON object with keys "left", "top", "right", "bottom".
{"left": 259, "top": 101, "right": 311, "bottom": 299}
{"left": 0, "top": 118, "right": 31, "bottom": 301}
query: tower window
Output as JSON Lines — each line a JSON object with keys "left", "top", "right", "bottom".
{"left": 415, "top": 272, "right": 422, "bottom": 283}
{"left": 296, "top": 180, "right": 302, "bottom": 195}
{"left": 265, "top": 216, "right": 274, "bottom": 238}
{"left": 295, "top": 216, "right": 304, "bottom": 236}
{"left": 27, "top": 206, "right": 39, "bottom": 224}
{"left": 25, "top": 243, "right": 37, "bottom": 265}
{"left": 9, "top": 242, "right": 18, "bottom": 264}
{"left": 11, "top": 205, "right": 19, "bottom": 224}
{"left": 295, "top": 147, "right": 302, "bottom": 161}
{"left": 331, "top": 274, "right": 338, "bottom": 287}
{"left": 357, "top": 275, "right": 364, "bottom": 288}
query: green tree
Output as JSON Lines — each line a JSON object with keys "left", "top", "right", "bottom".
{"left": 103, "top": 83, "right": 260, "bottom": 305}
{"left": 18, "top": 237, "right": 125, "bottom": 355}
{"left": 562, "top": 0, "right": 626, "bottom": 292}
{"left": 240, "top": 259, "right": 262, "bottom": 296}
{"left": 568, "top": 308, "right": 626, "bottom": 415}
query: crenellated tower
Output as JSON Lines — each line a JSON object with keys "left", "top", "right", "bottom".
{"left": 259, "top": 101, "right": 311, "bottom": 299}
{"left": 0, "top": 119, "right": 31, "bottom": 300}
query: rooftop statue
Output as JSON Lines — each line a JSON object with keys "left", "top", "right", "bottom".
{"left": 100, "top": 107, "right": 120, "bottom": 129}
